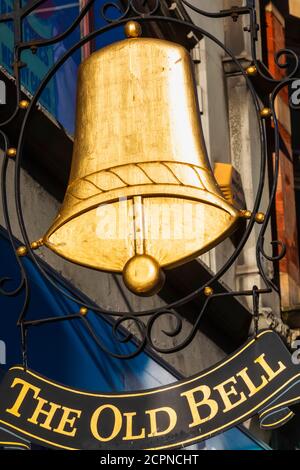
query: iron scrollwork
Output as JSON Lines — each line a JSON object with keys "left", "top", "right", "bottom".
{"left": 0, "top": 0, "right": 299, "bottom": 361}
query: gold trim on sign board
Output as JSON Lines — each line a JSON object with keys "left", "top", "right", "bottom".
{"left": 260, "top": 412, "right": 294, "bottom": 428}
{"left": 1, "top": 379, "right": 299, "bottom": 451}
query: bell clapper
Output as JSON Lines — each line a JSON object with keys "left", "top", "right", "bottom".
{"left": 123, "top": 254, "right": 165, "bottom": 297}
{"left": 122, "top": 196, "right": 165, "bottom": 296}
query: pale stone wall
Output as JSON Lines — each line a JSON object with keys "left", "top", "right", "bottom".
{"left": 185, "top": 0, "right": 282, "bottom": 329}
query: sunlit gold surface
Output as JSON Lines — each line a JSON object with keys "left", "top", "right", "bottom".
{"left": 123, "top": 254, "right": 165, "bottom": 296}
{"left": 44, "top": 37, "right": 240, "bottom": 290}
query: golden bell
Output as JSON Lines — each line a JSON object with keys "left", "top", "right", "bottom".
{"left": 43, "top": 36, "right": 240, "bottom": 296}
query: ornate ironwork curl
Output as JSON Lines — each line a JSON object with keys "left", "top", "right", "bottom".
{"left": 251, "top": 49, "right": 300, "bottom": 84}
{"left": 83, "top": 314, "right": 147, "bottom": 359}
{"left": 146, "top": 306, "right": 205, "bottom": 355}
{"left": 259, "top": 240, "right": 287, "bottom": 263}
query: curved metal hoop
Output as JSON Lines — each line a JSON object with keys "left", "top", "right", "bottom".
{"left": 0, "top": 1, "right": 298, "bottom": 359}
{"left": 13, "top": 17, "right": 266, "bottom": 314}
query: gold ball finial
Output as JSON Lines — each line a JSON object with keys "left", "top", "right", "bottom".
{"left": 6, "top": 148, "right": 17, "bottom": 158}
{"left": 255, "top": 212, "right": 265, "bottom": 224}
{"left": 124, "top": 21, "right": 142, "bottom": 38}
{"left": 204, "top": 286, "right": 214, "bottom": 297}
{"left": 19, "top": 100, "right": 30, "bottom": 109}
{"left": 240, "top": 209, "right": 252, "bottom": 220}
{"left": 260, "top": 107, "right": 272, "bottom": 119}
{"left": 79, "top": 307, "right": 88, "bottom": 316}
{"left": 17, "top": 246, "right": 28, "bottom": 257}
{"left": 246, "top": 65, "right": 257, "bottom": 76}
{"left": 123, "top": 254, "right": 165, "bottom": 297}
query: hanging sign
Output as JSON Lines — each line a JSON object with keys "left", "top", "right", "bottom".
{"left": 0, "top": 330, "right": 299, "bottom": 450}
{"left": 0, "top": 427, "right": 30, "bottom": 450}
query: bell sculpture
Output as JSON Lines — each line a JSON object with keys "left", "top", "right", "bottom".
{"left": 43, "top": 22, "right": 241, "bottom": 296}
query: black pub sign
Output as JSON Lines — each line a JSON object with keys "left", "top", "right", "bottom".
{"left": 0, "top": 331, "right": 299, "bottom": 450}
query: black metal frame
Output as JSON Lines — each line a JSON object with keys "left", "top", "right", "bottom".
{"left": 0, "top": 0, "right": 299, "bottom": 362}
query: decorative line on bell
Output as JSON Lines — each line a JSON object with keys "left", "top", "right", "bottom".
{"left": 43, "top": 22, "right": 241, "bottom": 296}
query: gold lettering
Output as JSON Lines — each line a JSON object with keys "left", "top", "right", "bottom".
{"left": 90, "top": 404, "right": 122, "bottom": 442}
{"left": 237, "top": 367, "right": 268, "bottom": 397}
{"left": 181, "top": 386, "right": 218, "bottom": 428}
{"left": 6, "top": 379, "right": 41, "bottom": 418}
{"left": 255, "top": 354, "right": 286, "bottom": 381}
{"left": 27, "top": 397, "right": 61, "bottom": 430}
{"left": 214, "top": 377, "right": 247, "bottom": 413}
{"left": 122, "top": 412, "right": 146, "bottom": 441}
{"left": 53, "top": 406, "right": 82, "bottom": 437}
{"left": 145, "top": 407, "right": 177, "bottom": 438}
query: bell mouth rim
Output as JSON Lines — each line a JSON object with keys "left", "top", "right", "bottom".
{"left": 43, "top": 188, "right": 241, "bottom": 273}
{"left": 43, "top": 209, "right": 240, "bottom": 274}
{"left": 44, "top": 184, "right": 240, "bottom": 237}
